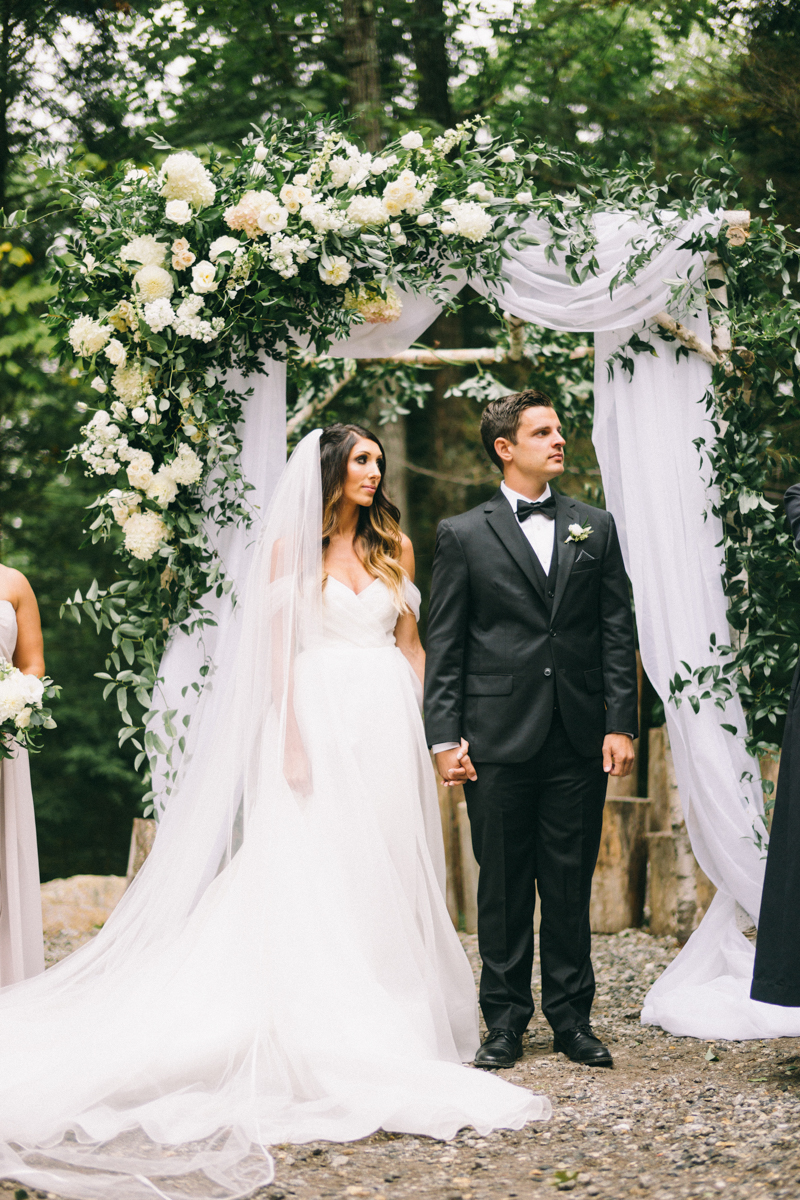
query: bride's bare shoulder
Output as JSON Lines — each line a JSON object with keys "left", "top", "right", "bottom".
{"left": 399, "top": 533, "right": 415, "bottom": 582}
{"left": 0, "top": 564, "right": 33, "bottom": 607}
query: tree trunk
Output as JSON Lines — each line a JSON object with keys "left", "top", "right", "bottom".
{"left": 341, "top": 0, "right": 381, "bottom": 151}
{"left": 410, "top": 0, "right": 454, "bottom": 127}
{"left": 0, "top": 0, "right": 12, "bottom": 214}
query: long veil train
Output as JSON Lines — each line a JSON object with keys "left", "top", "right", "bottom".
{"left": 0, "top": 431, "right": 548, "bottom": 1200}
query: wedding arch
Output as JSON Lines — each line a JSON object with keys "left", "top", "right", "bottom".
{"left": 51, "top": 117, "right": 800, "bottom": 1042}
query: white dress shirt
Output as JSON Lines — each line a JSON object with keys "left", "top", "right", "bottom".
{"left": 432, "top": 482, "right": 558, "bottom": 756}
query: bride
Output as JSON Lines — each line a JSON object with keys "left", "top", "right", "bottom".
{"left": 0, "top": 426, "right": 549, "bottom": 1200}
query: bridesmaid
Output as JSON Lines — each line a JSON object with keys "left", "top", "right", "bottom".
{"left": 0, "top": 563, "right": 45, "bottom": 984}
{"left": 751, "top": 483, "right": 800, "bottom": 1007}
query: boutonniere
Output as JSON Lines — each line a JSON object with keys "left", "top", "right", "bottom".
{"left": 566, "top": 520, "right": 592, "bottom": 544}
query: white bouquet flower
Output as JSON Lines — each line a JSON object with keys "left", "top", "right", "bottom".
{"left": 133, "top": 264, "right": 175, "bottom": 302}
{"left": 0, "top": 659, "right": 59, "bottom": 761}
{"left": 123, "top": 510, "right": 171, "bottom": 561}
{"left": 160, "top": 152, "right": 216, "bottom": 209}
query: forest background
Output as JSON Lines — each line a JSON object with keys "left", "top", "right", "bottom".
{"left": 2, "top": 0, "right": 799, "bottom": 880}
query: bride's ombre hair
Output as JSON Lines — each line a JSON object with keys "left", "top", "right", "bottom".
{"left": 320, "top": 423, "right": 410, "bottom": 613}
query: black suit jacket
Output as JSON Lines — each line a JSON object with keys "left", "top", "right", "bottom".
{"left": 423, "top": 487, "right": 639, "bottom": 762}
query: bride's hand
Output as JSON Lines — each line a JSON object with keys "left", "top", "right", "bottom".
{"left": 283, "top": 734, "right": 312, "bottom": 796}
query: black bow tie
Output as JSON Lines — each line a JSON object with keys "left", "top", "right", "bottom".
{"left": 516, "top": 495, "right": 556, "bottom": 522}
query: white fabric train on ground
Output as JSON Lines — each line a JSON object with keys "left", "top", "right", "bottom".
{"left": 161, "top": 208, "right": 800, "bottom": 1041}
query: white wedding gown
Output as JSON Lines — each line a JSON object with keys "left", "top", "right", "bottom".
{"left": 0, "top": 433, "right": 548, "bottom": 1200}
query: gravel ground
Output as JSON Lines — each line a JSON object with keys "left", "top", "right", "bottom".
{"left": 4, "top": 928, "right": 800, "bottom": 1200}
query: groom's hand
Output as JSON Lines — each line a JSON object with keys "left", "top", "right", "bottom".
{"left": 435, "top": 739, "right": 478, "bottom": 787}
{"left": 603, "top": 733, "right": 635, "bottom": 778}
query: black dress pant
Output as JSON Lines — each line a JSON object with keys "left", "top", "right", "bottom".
{"left": 463, "top": 712, "right": 607, "bottom": 1035}
{"left": 752, "top": 659, "right": 800, "bottom": 1006}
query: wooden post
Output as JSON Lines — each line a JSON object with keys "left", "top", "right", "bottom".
{"left": 126, "top": 817, "right": 157, "bottom": 887}
{"left": 456, "top": 799, "right": 479, "bottom": 935}
{"left": 590, "top": 798, "right": 651, "bottom": 932}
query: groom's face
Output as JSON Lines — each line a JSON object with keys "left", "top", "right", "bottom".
{"left": 498, "top": 406, "right": 565, "bottom": 484}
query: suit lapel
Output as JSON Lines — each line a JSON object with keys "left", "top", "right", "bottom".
{"left": 551, "top": 491, "right": 579, "bottom": 620}
{"left": 485, "top": 491, "right": 547, "bottom": 607}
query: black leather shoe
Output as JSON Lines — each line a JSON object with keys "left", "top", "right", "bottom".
{"left": 553, "top": 1025, "right": 613, "bottom": 1068}
{"left": 474, "top": 1029, "right": 524, "bottom": 1069}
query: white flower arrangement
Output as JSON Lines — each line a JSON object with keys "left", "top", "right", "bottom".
{"left": 566, "top": 521, "right": 593, "bottom": 543}
{"left": 0, "top": 659, "right": 59, "bottom": 762}
{"left": 53, "top": 114, "right": 545, "bottom": 774}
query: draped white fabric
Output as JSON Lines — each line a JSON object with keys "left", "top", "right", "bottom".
{"left": 154, "top": 206, "right": 795, "bottom": 1057}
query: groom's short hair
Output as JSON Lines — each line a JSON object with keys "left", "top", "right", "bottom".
{"left": 480, "top": 389, "right": 555, "bottom": 470}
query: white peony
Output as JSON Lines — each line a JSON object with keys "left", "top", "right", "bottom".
{"left": 208, "top": 236, "right": 241, "bottom": 262}
{"left": 165, "top": 199, "right": 193, "bottom": 224}
{"left": 168, "top": 443, "right": 204, "bottom": 486}
{"left": 191, "top": 260, "right": 218, "bottom": 294}
{"left": 346, "top": 195, "right": 389, "bottom": 227}
{"left": 123, "top": 510, "right": 170, "bottom": 561}
{"left": 497, "top": 145, "right": 516, "bottom": 163}
{"left": 91, "top": 377, "right": 107, "bottom": 393}
{"left": 318, "top": 256, "right": 351, "bottom": 286}
{"left": 124, "top": 449, "right": 154, "bottom": 489}
{"left": 120, "top": 235, "right": 167, "bottom": 269}
{"left": 279, "top": 183, "right": 313, "bottom": 214}
{"left": 14, "top": 707, "right": 32, "bottom": 729}
{"left": 160, "top": 152, "right": 216, "bottom": 209}
{"left": 400, "top": 131, "right": 424, "bottom": 151}
{"left": 143, "top": 298, "right": 175, "bottom": 333}
{"left": 104, "top": 338, "right": 127, "bottom": 367}
{"left": 146, "top": 466, "right": 179, "bottom": 506}
{"left": 69, "top": 316, "right": 111, "bottom": 357}
{"left": 133, "top": 264, "right": 175, "bottom": 302}
{"left": 440, "top": 220, "right": 457, "bottom": 235}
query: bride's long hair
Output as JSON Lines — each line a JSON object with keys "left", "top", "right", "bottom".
{"left": 319, "top": 423, "right": 410, "bottom": 613}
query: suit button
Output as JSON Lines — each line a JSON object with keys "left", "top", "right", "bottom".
{"left": 548, "top": 590, "right": 555, "bottom": 598}
{"left": 544, "top": 668, "right": 552, "bottom": 677}
{"left": 550, "top": 629, "right": 557, "bottom": 637}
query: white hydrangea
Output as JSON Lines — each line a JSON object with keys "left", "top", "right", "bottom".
{"left": 143, "top": 298, "right": 175, "bottom": 333}
{"left": 400, "top": 131, "right": 424, "bottom": 150}
{"left": 69, "top": 316, "right": 111, "bottom": 357}
{"left": 165, "top": 199, "right": 193, "bottom": 224}
{"left": 208, "top": 236, "right": 241, "bottom": 262}
{"left": 299, "top": 200, "right": 346, "bottom": 235}
{"left": 446, "top": 200, "right": 494, "bottom": 243}
{"left": 104, "top": 338, "right": 127, "bottom": 367}
{"left": 346, "top": 195, "right": 390, "bottom": 227}
{"left": 76, "top": 411, "right": 128, "bottom": 476}
{"left": 146, "top": 466, "right": 179, "bottom": 506}
{"left": 169, "top": 444, "right": 204, "bottom": 486}
{"left": 123, "top": 510, "right": 170, "bottom": 561}
{"left": 318, "top": 256, "right": 351, "bottom": 286}
{"left": 120, "top": 235, "right": 167, "bottom": 269}
{"left": 160, "top": 152, "right": 216, "bottom": 209}
{"left": 133, "top": 264, "right": 174, "bottom": 302}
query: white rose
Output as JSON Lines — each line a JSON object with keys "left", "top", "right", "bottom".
{"left": 104, "top": 338, "right": 127, "bottom": 367}
{"left": 165, "top": 199, "right": 193, "bottom": 224}
{"left": 131, "top": 407, "right": 149, "bottom": 424}
{"left": 440, "top": 221, "right": 457, "bottom": 234}
{"left": 91, "top": 377, "right": 108, "bottom": 393}
{"left": 133, "top": 264, "right": 175, "bottom": 302}
{"left": 208, "top": 236, "right": 241, "bottom": 262}
{"left": 416, "top": 212, "right": 434, "bottom": 226}
{"left": 514, "top": 191, "right": 533, "bottom": 204}
{"left": 256, "top": 201, "right": 289, "bottom": 234}
{"left": 318, "top": 256, "right": 351, "bottom": 286}
{"left": 254, "top": 142, "right": 267, "bottom": 161}
{"left": 400, "top": 131, "right": 424, "bottom": 150}
{"left": 191, "top": 260, "right": 218, "bottom": 294}
{"left": 14, "top": 707, "right": 32, "bottom": 730}
{"left": 497, "top": 146, "right": 516, "bottom": 163}
{"left": 279, "top": 184, "right": 313, "bottom": 214}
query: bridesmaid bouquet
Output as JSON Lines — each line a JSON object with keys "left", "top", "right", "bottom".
{"left": 0, "top": 660, "right": 59, "bottom": 760}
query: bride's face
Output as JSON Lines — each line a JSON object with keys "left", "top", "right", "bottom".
{"left": 344, "top": 437, "right": 382, "bottom": 507}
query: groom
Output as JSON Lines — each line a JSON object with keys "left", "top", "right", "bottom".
{"left": 424, "top": 389, "right": 638, "bottom": 1070}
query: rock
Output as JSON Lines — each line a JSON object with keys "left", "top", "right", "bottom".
{"left": 40, "top": 874, "right": 126, "bottom": 936}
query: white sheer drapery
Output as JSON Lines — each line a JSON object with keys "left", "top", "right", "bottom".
{"left": 158, "top": 209, "right": 795, "bottom": 1039}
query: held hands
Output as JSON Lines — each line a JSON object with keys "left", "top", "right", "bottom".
{"left": 602, "top": 733, "right": 635, "bottom": 778}
{"left": 283, "top": 717, "right": 312, "bottom": 796}
{"left": 435, "top": 738, "right": 478, "bottom": 788}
